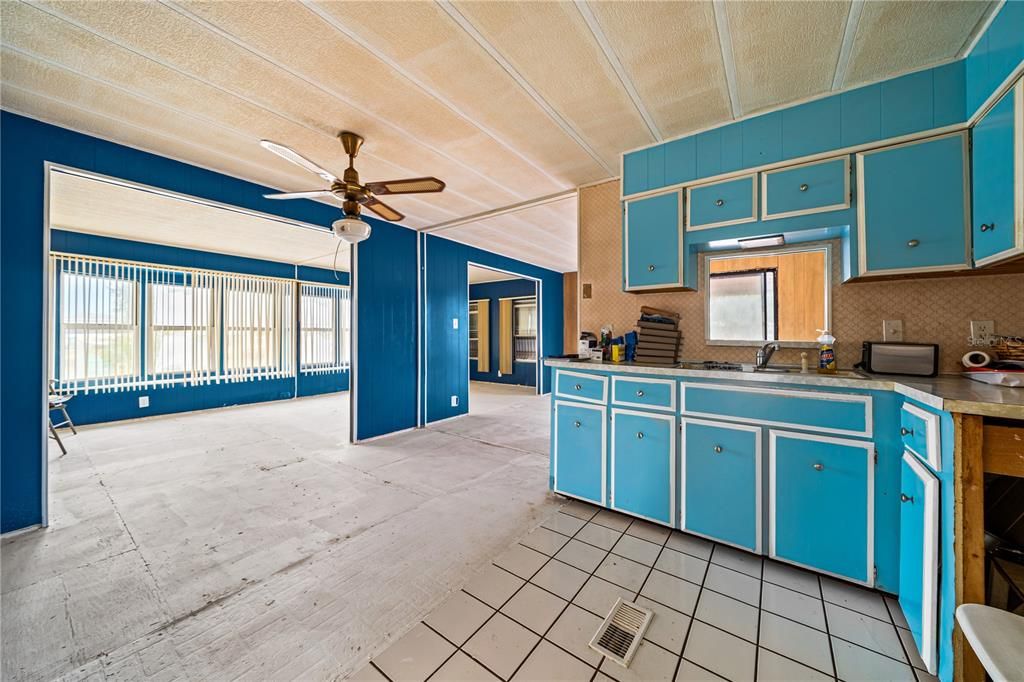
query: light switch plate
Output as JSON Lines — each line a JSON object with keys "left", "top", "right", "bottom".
{"left": 450, "top": 395, "right": 459, "bottom": 407}
{"left": 138, "top": 396, "right": 150, "bottom": 408}
{"left": 970, "top": 320, "right": 994, "bottom": 343}
{"left": 882, "top": 320, "right": 903, "bottom": 342}
{"left": 452, "top": 317, "right": 459, "bottom": 329}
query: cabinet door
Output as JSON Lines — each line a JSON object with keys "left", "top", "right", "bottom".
{"left": 770, "top": 430, "right": 874, "bottom": 584}
{"left": 554, "top": 401, "right": 606, "bottom": 506}
{"left": 611, "top": 409, "right": 675, "bottom": 525}
{"left": 682, "top": 419, "right": 761, "bottom": 552}
{"left": 972, "top": 80, "right": 1024, "bottom": 266}
{"left": 857, "top": 132, "right": 970, "bottom": 276}
{"left": 898, "top": 452, "right": 939, "bottom": 675}
{"left": 687, "top": 174, "right": 757, "bottom": 230}
{"left": 762, "top": 156, "right": 850, "bottom": 220}
{"left": 623, "top": 191, "right": 683, "bottom": 290}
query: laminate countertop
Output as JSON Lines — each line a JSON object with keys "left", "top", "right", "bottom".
{"left": 544, "top": 358, "right": 1024, "bottom": 420}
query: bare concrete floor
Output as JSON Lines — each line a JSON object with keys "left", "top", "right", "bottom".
{"left": 1, "top": 383, "right": 557, "bottom": 681}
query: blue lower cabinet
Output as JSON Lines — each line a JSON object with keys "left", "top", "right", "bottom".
{"left": 770, "top": 430, "right": 874, "bottom": 584}
{"left": 611, "top": 408, "right": 675, "bottom": 525}
{"left": 682, "top": 419, "right": 761, "bottom": 552}
{"left": 553, "top": 401, "right": 606, "bottom": 505}
{"left": 898, "top": 451, "right": 940, "bottom": 675}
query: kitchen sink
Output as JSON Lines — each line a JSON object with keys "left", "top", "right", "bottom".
{"left": 678, "top": 361, "right": 869, "bottom": 380}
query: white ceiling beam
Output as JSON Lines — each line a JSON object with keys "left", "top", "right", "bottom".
{"left": 958, "top": 0, "right": 1004, "bottom": 58}
{"left": 832, "top": 0, "right": 865, "bottom": 91}
{"left": 422, "top": 190, "right": 577, "bottom": 233}
{"left": 574, "top": 1, "right": 662, "bottom": 142}
{"left": 436, "top": 0, "right": 616, "bottom": 177}
{"left": 711, "top": 0, "right": 741, "bottom": 119}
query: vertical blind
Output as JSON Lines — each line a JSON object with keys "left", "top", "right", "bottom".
{"left": 49, "top": 253, "right": 327, "bottom": 394}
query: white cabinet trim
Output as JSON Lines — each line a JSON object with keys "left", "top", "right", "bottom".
{"left": 760, "top": 156, "right": 851, "bottom": 221}
{"left": 902, "top": 402, "right": 942, "bottom": 472}
{"left": 612, "top": 375, "right": 677, "bottom": 412}
{"left": 680, "top": 381, "right": 873, "bottom": 438}
{"left": 554, "top": 369, "right": 608, "bottom": 405}
{"left": 768, "top": 429, "right": 875, "bottom": 587}
{"left": 680, "top": 417, "right": 762, "bottom": 553}
{"left": 610, "top": 407, "right": 676, "bottom": 527}
{"left": 685, "top": 173, "right": 758, "bottom": 231}
{"left": 553, "top": 400, "right": 607, "bottom": 506}
{"left": 623, "top": 189, "right": 685, "bottom": 291}
{"left": 901, "top": 450, "right": 940, "bottom": 675}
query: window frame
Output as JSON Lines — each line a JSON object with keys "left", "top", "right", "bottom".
{"left": 299, "top": 282, "right": 350, "bottom": 373}
{"left": 145, "top": 277, "right": 218, "bottom": 379}
{"left": 468, "top": 300, "right": 481, "bottom": 362}
{"left": 512, "top": 296, "right": 538, "bottom": 363}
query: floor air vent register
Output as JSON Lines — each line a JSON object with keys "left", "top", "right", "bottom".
{"left": 588, "top": 598, "right": 654, "bottom": 667}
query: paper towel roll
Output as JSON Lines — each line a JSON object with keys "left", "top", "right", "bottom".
{"left": 962, "top": 351, "right": 991, "bottom": 368}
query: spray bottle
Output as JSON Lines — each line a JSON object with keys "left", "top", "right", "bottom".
{"left": 816, "top": 329, "right": 837, "bottom": 375}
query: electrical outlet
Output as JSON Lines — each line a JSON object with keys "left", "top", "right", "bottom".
{"left": 138, "top": 396, "right": 150, "bottom": 408}
{"left": 882, "top": 320, "right": 903, "bottom": 342}
{"left": 452, "top": 317, "right": 459, "bottom": 330}
{"left": 450, "top": 395, "right": 459, "bottom": 407}
{"left": 970, "top": 320, "right": 995, "bottom": 343}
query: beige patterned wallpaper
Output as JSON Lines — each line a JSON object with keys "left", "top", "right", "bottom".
{"left": 579, "top": 180, "right": 1024, "bottom": 373}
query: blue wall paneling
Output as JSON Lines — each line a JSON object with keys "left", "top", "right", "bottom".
{"left": 469, "top": 278, "right": 538, "bottom": 387}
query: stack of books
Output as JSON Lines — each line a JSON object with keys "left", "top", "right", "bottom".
{"left": 634, "top": 306, "right": 682, "bottom": 365}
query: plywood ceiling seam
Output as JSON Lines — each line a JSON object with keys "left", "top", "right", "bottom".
{"left": 711, "top": 0, "right": 742, "bottom": 118}
{"left": 573, "top": 0, "right": 662, "bottom": 141}
{"left": 436, "top": 0, "right": 615, "bottom": 177}
{"left": 300, "top": 0, "right": 570, "bottom": 190}
{"left": 159, "top": 0, "right": 534, "bottom": 205}
{"left": 832, "top": 0, "right": 865, "bottom": 90}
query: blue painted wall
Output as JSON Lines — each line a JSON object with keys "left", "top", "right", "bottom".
{"left": 423, "top": 234, "right": 562, "bottom": 424}
{"left": 966, "top": 0, "right": 1024, "bottom": 117}
{"left": 0, "top": 111, "right": 407, "bottom": 532}
{"left": 469, "top": 278, "right": 538, "bottom": 387}
{"left": 48, "top": 230, "right": 349, "bottom": 426}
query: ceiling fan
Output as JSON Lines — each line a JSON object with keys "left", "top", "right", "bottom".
{"left": 259, "top": 132, "right": 445, "bottom": 242}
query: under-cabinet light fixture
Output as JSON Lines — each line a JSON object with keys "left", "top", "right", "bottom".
{"left": 738, "top": 234, "right": 786, "bottom": 249}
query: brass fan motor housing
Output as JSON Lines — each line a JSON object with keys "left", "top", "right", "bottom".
{"left": 339, "top": 131, "right": 364, "bottom": 159}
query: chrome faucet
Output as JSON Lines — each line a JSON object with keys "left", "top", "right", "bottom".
{"left": 755, "top": 342, "right": 780, "bottom": 370}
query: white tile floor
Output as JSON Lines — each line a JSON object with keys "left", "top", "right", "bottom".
{"left": 356, "top": 501, "right": 938, "bottom": 682}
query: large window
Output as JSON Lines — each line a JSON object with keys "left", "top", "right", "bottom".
{"left": 147, "top": 274, "right": 217, "bottom": 382}
{"left": 708, "top": 269, "right": 777, "bottom": 342}
{"left": 223, "top": 278, "right": 294, "bottom": 380}
{"left": 300, "top": 283, "right": 350, "bottom": 373}
{"left": 469, "top": 301, "right": 480, "bottom": 361}
{"left": 513, "top": 298, "right": 537, "bottom": 362}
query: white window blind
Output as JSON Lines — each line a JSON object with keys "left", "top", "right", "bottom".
{"left": 145, "top": 269, "right": 221, "bottom": 387}
{"left": 223, "top": 276, "right": 295, "bottom": 381}
{"left": 300, "top": 283, "right": 350, "bottom": 373}
{"left": 51, "top": 254, "right": 141, "bottom": 394}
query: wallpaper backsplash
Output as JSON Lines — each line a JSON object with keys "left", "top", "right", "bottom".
{"left": 579, "top": 180, "right": 1024, "bottom": 374}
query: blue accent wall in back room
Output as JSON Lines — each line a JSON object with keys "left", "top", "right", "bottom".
{"left": 469, "top": 278, "right": 538, "bottom": 387}
{"left": 0, "top": 111, "right": 413, "bottom": 532}
{"left": 423, "top": 234, "right": 563, "bottom": 424}
{"left": 48, "top": 230, "right": 350, "bottom": 427}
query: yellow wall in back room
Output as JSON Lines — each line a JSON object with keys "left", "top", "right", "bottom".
{"left": 578, "top": 180, "right": 1024, "bottom": 373}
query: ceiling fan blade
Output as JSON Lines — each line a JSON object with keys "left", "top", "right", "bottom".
{"left": 364, "top": 177, "right": 445, "bottom": 196}
{"left": 363, "top": 196, "right": 405, "bottom": 222}
{"left": 264, "top": 190, "right": 335, "bottom": 200}
{"left": 259, "top": 140, "right": 337, "bottom": 183}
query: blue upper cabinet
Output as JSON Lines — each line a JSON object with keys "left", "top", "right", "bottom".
{"left": 856, "top": 132, "right": 970, "bottom": 276}
{"left": 623, "top": 190, "right": 684, "bottom": 291}
{"left": 762, "top": 156, "right": 850, "bottom": 221}
{"left": 972, "top": 79, "right": 1024, "bottom": 266}
{"left": 622, "top": 150, "right": 648, "bottom": 196}
{"left": 898, "top": 451, "right": 940, "bottom": 676}
{"left": 966, "top": 0, "right": 1024, "bottom": 117}
{"left": 687, "top": 174, "right": 757, "bottom": 231}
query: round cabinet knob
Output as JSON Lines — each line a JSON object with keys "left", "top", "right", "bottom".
{"left": 574, "top": 420, "right": 581, "bottom": 428}
{"left": 980, "top": 223, "right": 995, "bottom": 232}
{"left": 636, "top": 390, "right": 645, "bottom": 397}
{"left": 900, "top": 427, "right": 913, "bottom": 436}
{"left": 907, "top": 239, "right": 920, "bottom": 248}
{"left": 812, "top": 463, "right": 824, "bottom": 471}
{"left": 715, "top": 199, "right": 725, "bottom": 207}
{"left": 713, "top": 445, "right": 723, "bottom": 453}
{"left": 648, "top": 264, "right": 656, "bottom": 272}
{"left": 575, "top": 384, "right": 582, "bottom": 391}
{"left": 900, "top": 493, "right": 914, "bottom": 503}
{"left": 637, "top": 432, "right": 644, "bottom": 440}
{"left": 799, "top": 183, "right": 809, "bottom": 192}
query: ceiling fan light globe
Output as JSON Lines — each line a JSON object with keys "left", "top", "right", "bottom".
{"left": 332, "top": 216, "right": 371, "bottom": 244}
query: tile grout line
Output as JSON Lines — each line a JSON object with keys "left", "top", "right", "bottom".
{"left": 670, "top": 540, "right": 716, "bottom": 681}
{"left": 819, "top": 574, "right": 840, "bottom": 679}
{"left": 753, "top": 553, "right": 764, "bottom": 681}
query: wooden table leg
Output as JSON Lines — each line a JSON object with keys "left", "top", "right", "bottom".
{"left": 953, "top": 413, "right": 985, "bottom": 682}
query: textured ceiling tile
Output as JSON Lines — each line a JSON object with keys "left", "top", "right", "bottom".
{"left": 452, "top": 0, "right": 655, "bottom": 170}
{"left": 300, "top": 0, "right": 607, "bottom": 187}
{"left": 726, "top": 0, "right": 850, "bottom": 114}
{"left": 843, "top": 1, "right": 991, "bottom": 87}
{"left": 588, "top": 1, "right": 732, "bottom": 139}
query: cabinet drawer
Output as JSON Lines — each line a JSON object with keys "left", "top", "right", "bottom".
{"left": 555, "top": 370, "right": 608, "bottom": 404}
{"left": 680, "top": 383, "right": 872, "bottom": 437}
{"left": 682, "top": 419, "right": 761, "bottom": 552}
{"left": 554, "top": 401, "right": 606, "bottom": 505}
{"left": 901, "top": 403, "right": 941, "bottom": 471}
{"left": 611, "top": 409, "right": 675, "bottom": 525}
{"left": 624, "top": 191, "right": 684, "bottom": 290}
{"left": 769, "top": 430, "right": 874, "bottom": 584}
{"left": 612, "top": 376, "right": 676, "bottom": 412}
{"left": 687, "top": 174, "right": 757, "bottom": 230}
{"left": 762, "top": 157, "right": 850, "bottom": 220}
